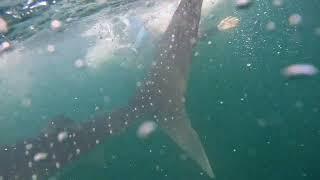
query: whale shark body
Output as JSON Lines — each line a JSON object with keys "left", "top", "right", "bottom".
{"left": 0, "top": 0, "right": 214, "bottom": 179}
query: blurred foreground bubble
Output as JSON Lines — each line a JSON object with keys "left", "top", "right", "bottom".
{"left": 57, "top": 131, "right": 68, "bottom": 142}
{"left": 0, "top": 17, "right": 8, "bottom": 33}
{"left": 282, "top": 64, "right": 318, "bottom": 78}
{"left": 137, "top": 121, "right": 157, "bottom": 139}
{"left": 288, "top": 14, "right": 302, "bottom": 26}
{"left": 96, "top": 0, "right": 108, "bottom": 4}
{"left": 47, "top": 44, "right": 55, "bottom": 53}
{"left": 266, "top": 21, "right": 276, "bottom": 31}
{"left": 0, "top": 41, "right": 11, "bottom": 53}
{"left": 217, "top": 16, "right": 240, "bottom": 31}
{"left": 315, "top": 27, "right": 320, "bottom": 36}
{"left": 235, "top": 0, "right": 252, "bottom": 9}
{"left": 51, "top": 20, "right": 62, "bottom": 31}
{"left": 272, "top": 0, "right": 284, "bottom": 7}
{"left": 33, "top": 152, "right": 48, "bottom": 162}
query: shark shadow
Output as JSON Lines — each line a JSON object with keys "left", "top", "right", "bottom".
{"left": 0, "top": 0, "right": 214, "bottom": 179}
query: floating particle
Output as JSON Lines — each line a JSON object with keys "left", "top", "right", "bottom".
{"left": 155, "top": 165, "right": 160, "bottom": 171}
{"left": 145, "top": 1, "right": 154, "bottom": 7}
{"left": 137, "top": 121, "right": 157, "bottom": 139}
{"left": 57, "top": 131, "right": 68, "bottom": 142}
{"left": 257, "top": 118, "right": 267, "bottom": 128}
{"left": 315, "top": 27, "right": 320, "bottom": 36}
{"left": 0, "top": 17, "right": 8, "bottom": 33}
{"left": 282, "top": 64, "right": 318, "bottom": 78}
{"left": 179, "top": 153, "right": 188, "bottom": 161}
{"left": 96, "top": 0, "right": 108, "bottom": 4}
{"left": 136, "top": 81, "right": 142, "bottom": 87}
{"left": 74, "top": 59, "right": 86, "bottom": 69}
{"left": 21, "top": 98, "right": 32, "bottom": 107}
{"left": 33, "top": 152, "right": 48, "bottom": 162}
{"left": 25, "top": 144, "right": 33, "bottom": 150}
{"left": 103, "top": 96, "right": 111, "bottom": 103}
{"left": 207, "top": 41, "right": 212, "bottom": 45}
{"left": 55, "top": 162, "right": 60, "bottom": 168}
{"left": 247, "top": 148, "right": 257, "bottom": 157}
{"left": 32, "top": 174, "right": 37, "bottom": 180}
{"left": 51, "top": 20, "right": 62, "bottom": 31}
{"left": 66, "top": 18, "right": 73, "bottom": 22}
{"left": 295, "top": 101, "right": 304, "bottom": 108}
{"left": 266, "top": 21, "right": 276, "bottom": 31}
{"left": 190, "top": 37, "right": 197, "bottom": 45}
{"left": 288, "top": 14, "right": 302, "bottom": 26}
{"left": 47, "top": 44, "right": 55, "bottom": 53}
{"left": 235, "top": 0, "right": 252, "bottom": 9}
{"left": 137, "top": 64, "right": 144, "bottom": 69}
{"left": 272, "top": 0, "right": 284, "bottom": 7}
{"left": 217, "top": 16, "right": 240, "bottom": 31}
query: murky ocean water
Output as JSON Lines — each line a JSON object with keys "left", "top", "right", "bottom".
{"left": 0, "top": 0, "right": 319, "bottom": 179}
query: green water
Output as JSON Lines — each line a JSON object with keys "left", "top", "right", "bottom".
{"left": 63, "top": 2, "right": 320, "bottom": 179}
{"left": 0, "top": 0, "right": 320, "bottom": 179}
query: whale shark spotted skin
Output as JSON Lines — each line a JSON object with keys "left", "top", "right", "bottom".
{"left": 0, "top": 0, "right": 214, "bottom": 179}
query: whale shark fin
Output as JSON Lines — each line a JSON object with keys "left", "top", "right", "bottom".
{"left": 157, "top": 108, "right": 215, "bottom": 178}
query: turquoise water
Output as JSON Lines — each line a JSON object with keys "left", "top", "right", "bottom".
{"left": 0, "top": 0, "right": 320, "bottom": 179}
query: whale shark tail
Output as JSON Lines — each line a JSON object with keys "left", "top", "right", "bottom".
{"left": 156, "top": 108, "right": 214, "bottom": 178}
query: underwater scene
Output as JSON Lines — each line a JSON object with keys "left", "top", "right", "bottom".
{"left": 0, "top": 0, "right": 319, "bottom": 179}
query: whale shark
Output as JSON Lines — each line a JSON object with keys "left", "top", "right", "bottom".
{"left": 0, "top": 0, "right": 214, "bottom": 179}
